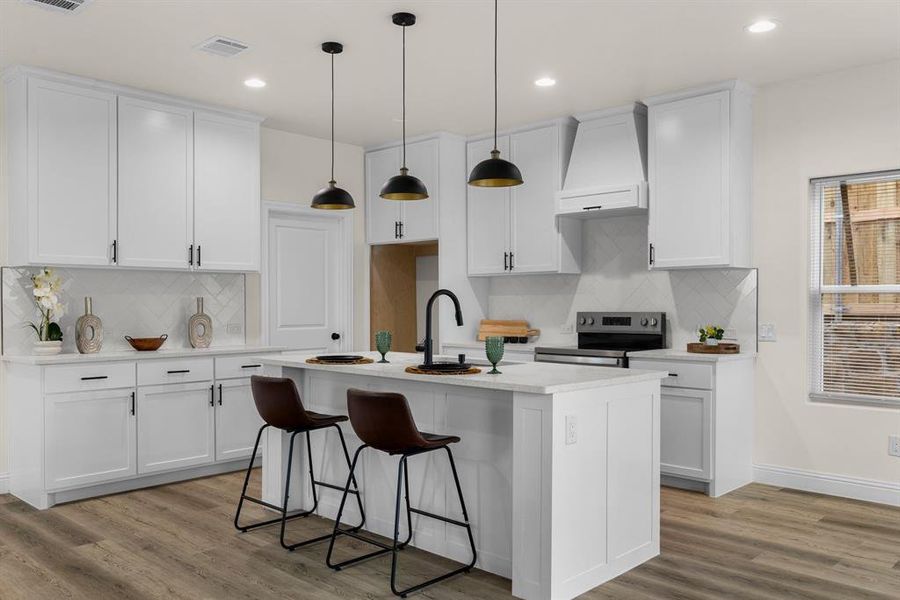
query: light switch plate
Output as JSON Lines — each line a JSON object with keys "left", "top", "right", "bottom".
{"left": 226, "top": 323, "right": 242, "bottom": 334}
{"left": 758, "top": 323, "right": 777, "bottom": 342}
{"left": 565, "top": 415, "right": 577, "bottom": 445}
{"left": 560, "top": 322, "right": 575, "bottom": 335}
{"left": 889, "top": 435, "right": 900, "bottom": 458}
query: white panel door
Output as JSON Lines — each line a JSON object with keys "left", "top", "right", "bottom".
{"left": 466, "top": 136, "right": 511, "bottom": 275}
{"left": 194, "top": 112, "right": 260, "bottom": 271}
{"left": 400, "top": 138, "right": 439, "bottom": 242}
{"left": 27, "top": 78, "right": 117, "bottom": 266}
{"left": 267, "top": 211, "right": 347, "bottom": 351}
{"left": 215, "top": 378, "right": 265, "bottom": 462}
{"left": 648, "top": 91, "right": 730, "bottom": 268}
{"left": 137, "top": 381, "right": 215, "bottom": 474}
{"left": 365, "top": 146, "right": 402, "bottom": 244}
{"left": 44, "top": 388, "right": 136, "bottom": 490}
{"left": 509, "top": 126, "right": 560, "bottom": 273}
{"left": 660, "top": 387, "right": 712, "bottom": 480}
{"left": 117, "top": 97, "right": 193, "bottom": 269}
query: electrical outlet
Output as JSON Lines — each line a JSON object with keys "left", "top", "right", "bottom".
{"left": 758, "top": 323, "right": 777, "bottom": 342}
{"left": 226, "top": 323, "right": 242, "bottom": 334}
{"left": 565, "top": 415, "right": 577, "bottom": 445}
{"left": 724, "top": 328, "right": 737, "bottom": 340}
{"left": 560, "top": 322, "right": 575, "bottom": 335}
{"left": 889, "top": 435, "right": 900, "bottom": 458}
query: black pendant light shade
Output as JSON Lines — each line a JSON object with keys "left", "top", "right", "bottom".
{"left": 468, "top": 0, "right": 523, "bottom": 188}
{"left": 380, "top": 12, "right": 428, "bottom": 201}
{"left": 312, "top": 41, "right": 355, "bottom": 210}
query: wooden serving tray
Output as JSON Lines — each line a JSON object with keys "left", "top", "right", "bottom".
{"left": 686, "top": 342, "right": 740, "bottom": 354}
{"left": 477, "top": 319, "right": 540, "bottom": 341}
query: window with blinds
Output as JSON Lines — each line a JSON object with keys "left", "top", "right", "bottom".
{"left": 810, "top": 170, "right": 900, "bottom": 406}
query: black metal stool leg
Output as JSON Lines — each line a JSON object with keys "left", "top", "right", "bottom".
{"left": 234, "top": 424, "right": 267, "bottom": 531}
{"left": 335, "top": 424, "right": 367, "bottom": 530}
{"left": 399, "top": 458, "right": 413, "bottom": 549}
{"left": 279, "top": 431, "right": 302, "bottom": 549}
{"left": 445, "top": 446, "right": 478, "bottom": 571}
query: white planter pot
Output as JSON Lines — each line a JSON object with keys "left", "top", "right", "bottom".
{"left": 704, "top": 338, "right": 719, "bottom": 346}
{"left": 33, "top": 340, "right": 63, "bottom": 355}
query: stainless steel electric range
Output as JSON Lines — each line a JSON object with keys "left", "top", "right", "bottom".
{"left": 534, "top": 311, "right": 666, "bottom": 368}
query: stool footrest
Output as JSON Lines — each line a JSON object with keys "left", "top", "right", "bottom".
{"left": 314, "top": 479, "right": 358, "bottom": 494}
{"left": 408, "top": 506, "right": 469, "bottom": 528}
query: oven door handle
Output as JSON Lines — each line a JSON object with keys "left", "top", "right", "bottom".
{"left": 534, "top": 353, "right": 624, "bottom": 367}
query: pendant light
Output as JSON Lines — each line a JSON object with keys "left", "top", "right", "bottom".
{"left": 312, "top": 41, "right": 355, "bottom": 210}
{"left": 468, "top": 0, "right": 523, "bottom": 187}
{"left": 380, "top": 12, "right": 429, "bottom": 201}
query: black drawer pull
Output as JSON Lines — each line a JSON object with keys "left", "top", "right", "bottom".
{"left": 582, "top": 205, "right": 603, "bottom": 211}
{"left": 167, "top": 369, "right": 190, "bottom": 374}
{"left": 668, "top": 373, "right": 679, "bottom": 377}
{"left": 80, "top": 375, "right": 108, "bottom": 381}
{"left": 241, "top": 364, "right": 262, "bottom": 369}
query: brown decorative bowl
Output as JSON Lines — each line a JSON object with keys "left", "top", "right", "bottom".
{"left": 125, "top": 334, "right": 168, "bottom": 351}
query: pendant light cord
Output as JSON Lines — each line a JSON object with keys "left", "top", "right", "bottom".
{"left": 330, "top": 51, "right": 335, "bottom": 183}
{"left": 401, "top": 23, "right": 407, "bottom": 169}
{"left": 493, "top": 0, "right": 498, "bottom": 153}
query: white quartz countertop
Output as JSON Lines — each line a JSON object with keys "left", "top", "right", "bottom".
{"left": 629, "top": 348, "right": 757, "bottom": 362}
{"left": 2, "top": 345, "right": 286, "bottom": 365}
{"left": 256, "top": 351, "right": 667, "bottom": 395}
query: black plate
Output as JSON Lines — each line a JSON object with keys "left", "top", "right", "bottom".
{"left": 417, "top": 362, "right": 472, "bottom": 373}
{"left": 316, "top": 354, "right": 364, "bottom": 363}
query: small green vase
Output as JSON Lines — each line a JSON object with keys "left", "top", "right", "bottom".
{"left": 375, "top": 330, "right": 392, "bottom": 363}
{"left": 485, "top": 336, "right": 504, "bottom": 374}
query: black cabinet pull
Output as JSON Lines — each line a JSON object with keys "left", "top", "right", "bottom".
{"left": 504, "top": 252, "right": 509, "bottom": 271}
{"left": 218, "top": 383, "right": 223, "bottom": 406}
{"left": 668, "top": 373, "right": 679, "bottom": 377}
{"left": 189, "top": 244, "right": 194, "bottom": 266}
{"left": 112, "top": 240, "right": 117, "bottom": 264}
{"left": 241, "top": 364, "right": 262, "bottom": 369}
{"left": 509, "top": 252, "right": 514, "bottom": 270}
{"left": 167, "top": 369, "right": 190, "bottom": 374}
{"left": 582, "top": 205, "right": 603, "bottom": 211}
{"left": 130, "top": 391, "right": 135, "bottom": 416}
{"left": 197, "top": 245, "right": 202, "bottom": 267}
{"left": 649, "top": 243, "right": 655, "bottom": 265}
{"left": 209, "top": 384, "right": 215, "bottom": 407}
{"left": 399, "top": 221, "right": 404, "bottom": 239}
{"left": 80, "top": 375, "right": 108, "bottom": 381}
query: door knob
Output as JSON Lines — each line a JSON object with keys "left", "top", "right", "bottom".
{"left": 331, "top": 332, "right": 341, "bottom": 340}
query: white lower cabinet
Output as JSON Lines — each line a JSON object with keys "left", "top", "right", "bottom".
{"left": 215, "top": 378, "right": 265, "bottom": 462}
{"left": 659, "top": 387, "right": 711, "bottom": 480}
{"left": 45, "top": 388, "right": 137, "bottom": 490}
{"left": 137, "top": 381, "right": 216, "bottom": 474}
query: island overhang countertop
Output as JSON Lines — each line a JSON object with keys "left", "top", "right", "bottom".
{"left": 253, "top": 351, "right": 667, "bottom": 395}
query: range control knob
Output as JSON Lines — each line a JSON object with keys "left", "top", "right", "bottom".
{"left": 649, "top": 318, "right": 658, "bottom": 327}
{"left": 578, "top": 316, "right": 587, "bottom": 325}
{"left": 640, "top": 317, "right": 649, "bottom": 326}
{"left": 586, "top": 317, "right": 595, "bottom": 326}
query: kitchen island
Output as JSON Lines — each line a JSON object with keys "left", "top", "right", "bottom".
{"left": 254, "top": 352, "right": 666, "bottom": 600}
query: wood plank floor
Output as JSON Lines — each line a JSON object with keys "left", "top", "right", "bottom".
{"left": 1, "top": 471, "right": 898, "bottom": 599}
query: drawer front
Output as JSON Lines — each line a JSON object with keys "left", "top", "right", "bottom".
{"left": 629, "top": 359, "right": 713, "bottom": 390}
{"left": 44, "top": 362, "right": 136, "bottom": 394}
{"left": 215, "top": 354, "right": 275, "bottom": 380}
{"left": 138, "top": 358, "right": 214, "bottom": 386}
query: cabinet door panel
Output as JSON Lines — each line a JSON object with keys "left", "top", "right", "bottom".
{"left": 194, "top": 113, "right": 260, "bottom": 271}
{"left": 366, "top": 146, "right": 402, "bottom": 244}
{"left": 45, "top": 389, "right": 136, "bottom": 489}
{"left": 649, "top": 91, "right": 730, "bottom": 268}
{"left": 660, "top": 388, "right": 711, "bottom": 480}
{"left": 27, "top": 78, "right": 116, "bottom": 266}
{"left": 400, "top": 138, "right": 439, "bottom": 241}
{"left": 215, "top": 379, "right": 265, "bottom": 462}
{"left": 509, "top": 126, "right": 560, "bottom": 273}
{"left": 117, "top": 97, "right": 193, "bottom": 269}
{"left": 466, "top": 137, "right": 510, "bottom": 275}
{"left": 137, "top": 382, "right": 215, "bottom": 474}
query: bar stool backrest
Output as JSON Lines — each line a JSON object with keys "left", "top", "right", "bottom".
{"left": 346, "top": 388, "right": 425, "bottom": 453}
{"left": 250, "top": 375, "right": 309, "bottom": 430}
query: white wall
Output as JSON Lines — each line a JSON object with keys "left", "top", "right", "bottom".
{"left": 253, "top": 126, "right": 366, "bottom": 349}
{"left": 752, "top": 60, "right": 900, "bottom": 488}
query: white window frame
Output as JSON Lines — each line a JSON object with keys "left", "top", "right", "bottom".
{"left": 809, "top": 169, "right": 900, "bottom": 408}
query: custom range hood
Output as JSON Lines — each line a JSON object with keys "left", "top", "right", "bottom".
{"left": 555, "top": 102, "right": 648, "bottom": 218}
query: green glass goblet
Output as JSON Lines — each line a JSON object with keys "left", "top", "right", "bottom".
{"left": 485, "top": 336, "right": 504, "bottom": 375}
{"left": 375, "top": 330, "right": 392, "bottom": 363}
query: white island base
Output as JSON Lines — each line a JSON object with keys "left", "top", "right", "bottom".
{"left": 256, "top": 353, "right": 664, "bottom": 600}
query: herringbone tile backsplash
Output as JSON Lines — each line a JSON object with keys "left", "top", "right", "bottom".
{"left": 2, "top": 267, "right": 245, "bottom": 355}
{"left": 488, "top": 215, "right": 758, "bottom": 349}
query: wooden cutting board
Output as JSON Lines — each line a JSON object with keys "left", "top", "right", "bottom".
{"left": 686, "top": 342, "right": 740, "bottom": 354}
{"left": 477, "top": 319, "right": 540, "bottom": 341}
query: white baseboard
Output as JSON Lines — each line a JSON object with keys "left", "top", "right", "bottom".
{"left": 754, "top": 464, "right": 900, "bottom": 507}
{"left": 0, "top": 472, "right": 8, "bottom": 495}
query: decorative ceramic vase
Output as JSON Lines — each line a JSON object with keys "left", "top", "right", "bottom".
{"left": 75, "top": 297, "right": 103, "bottom": 354}
{"left": 375, "top": 330, "right": 392, "bottom": 363}
{"left": 485, "top": 336, "right": 504, "bottom": 375}
{"left": 189, "top": 297, "right": 213, "bottom": 348}
{"left": 33, "top": 340, "right": 62, "bottom": 355}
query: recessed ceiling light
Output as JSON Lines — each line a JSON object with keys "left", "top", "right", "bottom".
{"left": 244, "top": 78, "right": 266, "bottom": 88}
{"left": 745, "top": 19, "right": 778, "bottom": 33}
{"left": 534, "top": 77, "right": 556, "bottom": 88}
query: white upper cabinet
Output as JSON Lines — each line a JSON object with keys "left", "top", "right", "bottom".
{"left": 466, "top": 119, "right": 580, "bottom": 276}
{"left": 194, "top": 112, "right": 261, "bottom": 271}
{"left": 117, "top": 97, "right": 194, "bottom": 269}
{"left": 3, "top": 67, "right": 262, "bottom": 272}
{"left": 645, "top": 81, "right": 753, "bottom": 269}
{"left": 11, "top": 77, "right": 117, "bottom": 266}
{"left": 365, "top": 135, "right": 444, "bottom": 245}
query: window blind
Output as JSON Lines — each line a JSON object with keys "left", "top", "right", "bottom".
{"left": 810, "top": 170, "right": 900, "bottom": 406}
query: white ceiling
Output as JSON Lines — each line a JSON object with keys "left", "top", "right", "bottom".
{"left": 2, "top": 1, "right": 898, "bottom": 147}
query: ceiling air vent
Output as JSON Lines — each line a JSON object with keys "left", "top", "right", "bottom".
{"left": 196, "top": 36, "right": 250, "bottom": 58}
{"left": 21, "top": 0, "right": 92, "bottom": 13}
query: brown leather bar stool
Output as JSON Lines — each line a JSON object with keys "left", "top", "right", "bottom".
{"left": 234, "top": 375, "right": 365, "bottom": 551}
{"left": 326, "top": 388, "right": 477, "bottom": 598}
